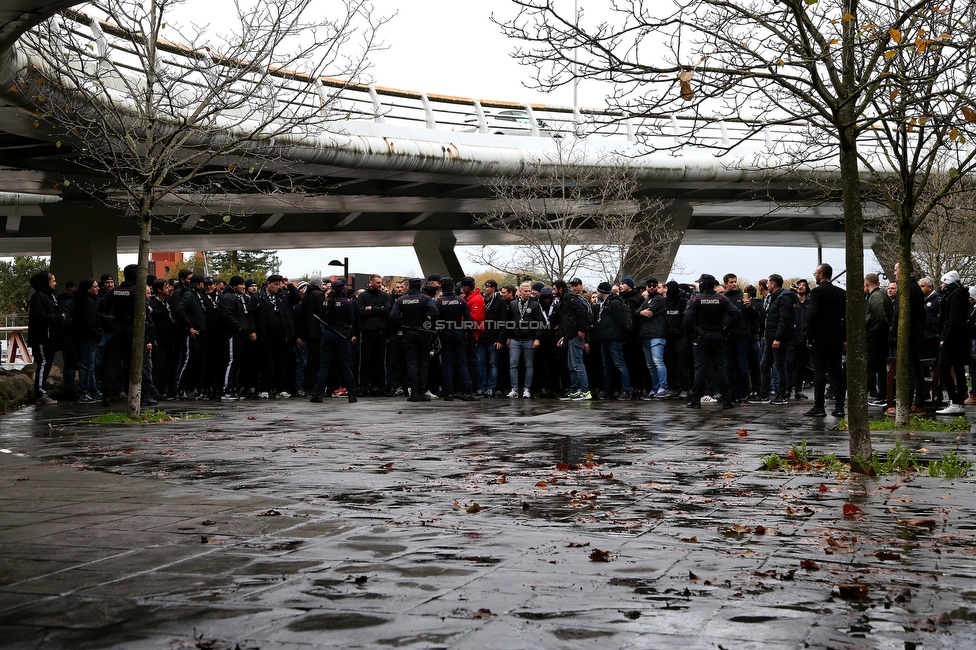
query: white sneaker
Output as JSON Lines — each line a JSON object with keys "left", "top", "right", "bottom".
{"left": 936, "top": 401, "right": 965, "bottom": 415}
{"left": 507, "top": 390, "right": 519, "bottom": 398}
{"left": 277, "top": 391, "right": 291, "bottom": 399}
{"left": 522, "top": 389, "right": 531, "bottom": 399}
{"left": 425, "top": 390, "right": 438, "bottom": 399}
{"left": 257, "top": 391, "right": 270, "bottom": 399}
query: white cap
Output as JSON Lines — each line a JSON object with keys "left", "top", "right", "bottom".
{"left": 941, "top": 270, "right": 960, "bottom": 285}
{"left": 969, "top": 286, "right": 976, "bottom": 301}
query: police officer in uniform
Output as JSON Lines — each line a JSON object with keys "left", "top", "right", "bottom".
{"left": 391, "top": 278, "right": 439, "bottom": 401}
{"left": 683, "top": 273, "right": 741, "bottom": 410}
{"left": 435, "top": 277, "right": 480, "bottom": 401}
{"left": 97, "top": 264, "right": 141, "bottom": 406}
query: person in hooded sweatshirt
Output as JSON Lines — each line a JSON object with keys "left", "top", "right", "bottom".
{"left": 28, "top": 270, "right": 64, "bottom": 404}
{"left": 936, "top": 270, "right": 970, "bottom": 415}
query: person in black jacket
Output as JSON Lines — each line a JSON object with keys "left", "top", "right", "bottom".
{"left": 28, "top": 270, "right": 64, "bottom": 403}
{"left": 296, "top": 275, "right": 326, "bottom": 394}
{"left": 504, "top": 282, "right": 544, "bottom": 398}
{"left": 618, "top": 278, "right": 647, "bottom": 395}
{"left": 355, "top": 274, "right": 393, "bottom": 396}
{"left": 218, "top": 276, "right": 254, "bottom": 400}
{"left": 434, "top": 277, "right": 479, "bottom": 401}
{"left": 391, "top": 277, "right": 439, "bottom": 401}
{"left": 252, "top": 274, "right": 295, "bottom": 398}
{"left": 97, "top": 265, "right": 140, "bottom": 406}
{"left": 683, "top": 274, "right": 741, "bottom": 409}
{"left": 595, "top": 282, "right": 632, "bottom": 400}
{"left": 148, "top": 279, "right": 177, "bottom": 399}
{"left": 173, "top": 274, "right": 207, "bottom": 399}
{"left": 804, "top": 264, "right": 847, "bottom": 417}
{"left": 478, "top": 279, "right": 508, "bottom": 396}
{"left": 722, "top": 273, "right": 756, "bottom": 403}
{"left": 636, "top": 279, "right": 669, "bottom": 398}
{"left": 663, "top": 281, "right": 691, "bottom": 398}
{"left": 555, "top": 278, "right": 592, "bottom": 400}
{"left": 787, "top": 279, "right": 811, "bottom": 400}
{"left": 936, "top": 271, "right": 969, "bottom": 415}
{"left": 73, "top": 278, "right": 102, "bottom": 402}
{"left": 309, "top": 278, "right": 358, "bottom": 403}
{"left": 760, "top": 274, "right": 795, "bottom": 405}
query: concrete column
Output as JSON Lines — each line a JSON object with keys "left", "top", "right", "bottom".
{"left": 413, "top": 231, "right": 464, "bottom": 279}
{"left": 622, "top": 202, "right": 692, "bottom": 282}
{"left": 42, "top": 201, "right": 120, "bottom": 285}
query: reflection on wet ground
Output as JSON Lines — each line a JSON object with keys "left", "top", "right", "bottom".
{"left": 1, "top": 397, "right": 975, "bottom": 648}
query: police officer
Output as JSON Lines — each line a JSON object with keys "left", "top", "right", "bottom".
{"left": 683, "top": 273, "right": 741, "bottom": 410}
{"left": 435, "top": 277, "right": 479, "bottom": 401}
{"left": 97, "top": 264, "right": 142, "bottom": 406}
{"left": 309, "top": 278, "right": 358, "bottom": 404}
{"left": 391, "top": 277, "right": 439, "bottom": 402}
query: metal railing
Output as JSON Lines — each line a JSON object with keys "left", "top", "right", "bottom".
{"left": 23, "top": 9, "right": 822, "bottom": 154}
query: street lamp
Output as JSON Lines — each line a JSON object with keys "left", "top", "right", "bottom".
{"left": 329, "top": 257, "right": 349, "bottom": 286}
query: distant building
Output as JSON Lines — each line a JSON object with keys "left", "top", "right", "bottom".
{"left": 148, "top": 252, "right": 183, "bottom": 278}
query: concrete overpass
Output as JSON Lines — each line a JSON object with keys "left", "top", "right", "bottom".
{"left": 0, "top": 2, "right": 863, "bottom": 283}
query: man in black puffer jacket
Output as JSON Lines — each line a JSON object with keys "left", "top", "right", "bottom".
{"left": 28, "top": 270, "right": 64, "bottom": 404}
{"left": 760, "top": 274, "right": 795, "bottom": 405}
{"left": 355, "top": 274, "right": 393, "bottom": 396}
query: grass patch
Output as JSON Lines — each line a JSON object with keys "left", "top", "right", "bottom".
{"left": 88, "top": 409, "right": 211, "bottom": 424}
{"left": 838, "top": 415, "right": 970, "bottom": 432}
{"left": 761, "top": 438, "right": 973, "bottom": 478}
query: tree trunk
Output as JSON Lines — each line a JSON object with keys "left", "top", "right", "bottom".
{"left": 894, "top": 219, "right": 914, "bottom": 426}
{"left": 838, "top": 128, "right": 872, "bottom": 471}
{"left": 126, "top": 207, "right": 151, "bottom": 418}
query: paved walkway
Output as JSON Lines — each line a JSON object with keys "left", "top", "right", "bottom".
{"left": 1, "top": 397, "right": 975, "bottom": 649}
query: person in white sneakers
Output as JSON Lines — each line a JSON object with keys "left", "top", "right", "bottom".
{"left": 936, "top": 271, "right": 969, "bottom": 415}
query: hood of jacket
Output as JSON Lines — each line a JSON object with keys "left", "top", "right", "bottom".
{"left": 30, "top": 270, "right": 53, "bottom": 294}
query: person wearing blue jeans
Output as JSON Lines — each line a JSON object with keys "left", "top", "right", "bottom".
{"left": 596, "top": 282, "right": 631, "bottom": 399}
{"left": 504, "top": 283, "right": 544, "bottom": 397}
{"left": 636, "top": 280, "right": 669, "bottom": 397}
{"left": 476, "top": 340, "right": 498, "bottom": 394}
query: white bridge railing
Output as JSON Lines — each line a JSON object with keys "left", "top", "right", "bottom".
{"left": 29, "top": 9, "right": 818, "bottom": 155}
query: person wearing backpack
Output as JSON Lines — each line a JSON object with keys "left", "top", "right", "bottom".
{"left": 595, "top": 282, "right": 633, "bottom": 400}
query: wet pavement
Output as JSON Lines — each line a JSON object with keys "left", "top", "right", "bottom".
{"left": 1, "top": 396, "right": 975, "bottom": 649}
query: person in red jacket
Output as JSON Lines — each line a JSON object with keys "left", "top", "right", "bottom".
{"left": 460, "top": 277, "right": 486, "bottom": 394}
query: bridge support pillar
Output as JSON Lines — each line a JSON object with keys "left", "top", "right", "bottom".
{"left": 870, "top": 231, "right": 898, "bottom": 282}
{"left": 42, "top": 201, "right": 120, "bottom": 285}
{"left": 414, "top": 231, "right": 464, "bottom": 280}
{"left": 622, "top": 202, "right": 692, "bottom": 282}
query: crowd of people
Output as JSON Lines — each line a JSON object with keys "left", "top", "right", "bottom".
{"left": 22, "top": 261, "right": 976, "bottom": 416}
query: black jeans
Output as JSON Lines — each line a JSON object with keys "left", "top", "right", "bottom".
{"left": 810, "top": 340, "right": 845, "bottom": 410}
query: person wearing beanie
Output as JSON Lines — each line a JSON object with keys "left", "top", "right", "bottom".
{"left": 683, "top": 274, "right": 741, "bottom": 409}
{"left": 27, "top": 269, "right": 63, "bottom": 404}
{"left": 617, "top": 276, "right": 645, "bottom": 397}
{"left": 663, "top": 280, "right": 691, "bottom": 398}
{"left": 391, "top": 278, "right": 439, "bottom": 401}
{"left": 435, "top": 278, "right": 480, "bottom": 401}
{"left": 530, "top": 281, "right": 545, "bottom": 299}
{"left": 595, "top": 281, "right": 633, "bottom": 400}
{"left": 936, "top": 270, "right": 970, "bottom": 414}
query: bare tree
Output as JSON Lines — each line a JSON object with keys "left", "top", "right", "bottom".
{"left": 468, "top": 141, "right": 677, "bottom": 283}
{"left": 14, "top": 0, "right": 384, "bottom": 416}
{"left": 497, "top": 0, "right": 976, "bottom": 469}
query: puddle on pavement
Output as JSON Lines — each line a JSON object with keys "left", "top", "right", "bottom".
{"left": 552, "top": 628, "right": 616, "bottom": 640}
{"left": 377, "top": 632, "right": 461, "bottom": 647}
{"left": 514, "top": 610, "right": 580, "bottom": 620}
{"left": 287, "top": 612, "right": 387, "bottom": 631}
{"left": 729, "top": 615, "right": 779, "bottom": 623}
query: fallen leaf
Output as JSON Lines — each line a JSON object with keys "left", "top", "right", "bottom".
{"left": 754, "top": 525, "right": 767, "bottom": 535}
{"left": 354, "top": 431, "right": 361, "bottom": 435}
{"left": 736, "top": 428, "right": 749, "bottom": 437}
{"left": 16, "top": 477, "right": 29, "bottom": 481}
{"left": 498, "top": 475, "right": 507, "bottom": 484}
{"left": 589, "top": 548, "right": 612, "bottom": 562}
{"left": 800, "top": 559, "right": 820, "bottom": 570}
{"left": 536, "top": 481, "right": 548, "bottom": 487}
{"left": 556, "top": 463, "right": 576, "bottom": 471}
{"left": 843, "top": 503, "right": 862, "bottom": 517}
{"left": 382, "top": 462, "right": 394, "bottom": 469}
{"left": 875, "top": 550, "right": 901, "bottom": 561}
{"left": 680, "top": 536, "right": 698, "bottom": 543}
{"left": 689, "top": 571, "right": 700, "bottom": 581}
{"left": 247, "top": 416, "right": 256, "bottom": 421}
{"left": 466, "top": 503, "right": 481, "bottom": 514}
{"left": 472, "top": 608, "right": 493, "bottom": 619}
{"left": 819, "top": 483, "right": 828, "bottom": 492}
{"left": 257, "top": 509, "right": 281, "bottom": 517}
{"left": 354, "top": 575, "right": 368, "bottom": 585}
{"left": 901, "top": 518, "right": 937, "bottom": 530}
{"left": 891, "top": 588, "right": 912, "bottom": 602}
{"left": 200, "top": 520, "right": 216, "bottom": 526}
{"left": 567, "top": 541, "right": 590, "bottom": 548}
